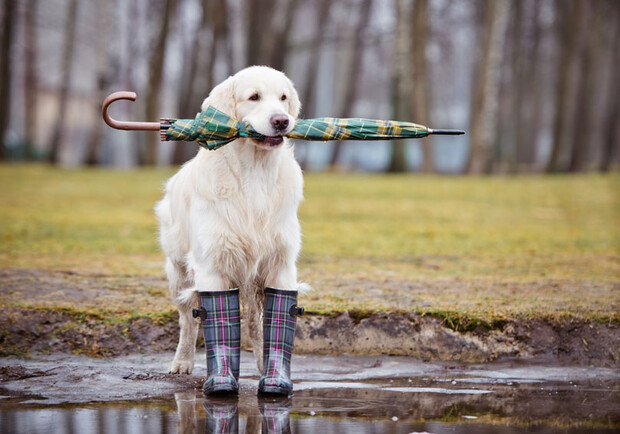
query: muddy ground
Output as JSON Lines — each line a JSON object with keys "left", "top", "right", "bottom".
{"left": 1, "top": 268, "right": 618, "bottom": 367}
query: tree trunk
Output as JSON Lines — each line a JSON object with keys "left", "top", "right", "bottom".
{"left": 197, "top": 0, "right": 227, "bottom": 102}
{"left": 410, "top": 0, "right": 433, "bottom": 173}
{"left": 546, "top": 0, "right": 587, "bottom": 173}
{"left": 519, "top": 0, "right": 544, "bottom": 170}
{"left": 599, "top": 2, "right": 620, "bottom": 172}
{"left": 85, "top": 0, "right": 113, "bottom": 166}
{"left": 23, "top": 0, "right": 38, "bottom": 160}
{"left": 142, "top": 0, "right": 177, "bottom": 166}
{"left": 466, "top": 0, "right": 510, "bottom": 174}
{"left": 269, "top": 0, "right": 301, "bottom": 70}
{"left": 48, "top": 0, "right": 79, "bottom": 164}
{"left": 297, "top": 0, "right": 332, "bottom": 170}
{"left": 329, "top": 0, "right": 373, "bottom": 169}
{"left": 568, "top": 0, "right": 593, "bottom": 172}
{"left": 172, "top": 0, "right": 230, "bottom": 165}
{"left": 300, "top": 0, "right": 331, "bottom": 117}
{"left": 387, "top": 0, "right": 408, "bottom": 173}
{"left": 0, "top": 0, "right": 16, "bottom": 160}
{"left": 388, "top": 83, "right": 408, "bottom": 173}
{"left": 246, "top": 0, "right": 276, "bottom": 66}
{"left": 173, "top": 0, "right": 211, "bottom": 165}
{"left": 599, "top": 76, "right": 619, "bottom": 172}
{"left": 507, "top": 0, "right": 524, "bottom": 173}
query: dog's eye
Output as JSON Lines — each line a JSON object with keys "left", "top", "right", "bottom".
{"left": 249, "top": 93, "right": 260, "bottom": 101}
{"left": 281, "top": 94, "right": 287, "bottom": 101}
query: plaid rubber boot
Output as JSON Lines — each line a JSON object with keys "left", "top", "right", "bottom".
{"left": 192, "top": 289, "right": 241, "bottom": 395}
{"left": 258, "top": 288, "right": 304, "bottom": 395}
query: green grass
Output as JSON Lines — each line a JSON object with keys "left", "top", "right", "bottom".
{"left": 1, "top": 164, "right": 618, "bottom": 323}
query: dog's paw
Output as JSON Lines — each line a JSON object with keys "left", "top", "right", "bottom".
{"left": 169, "top": 358, "right": 194, "bottom": 375}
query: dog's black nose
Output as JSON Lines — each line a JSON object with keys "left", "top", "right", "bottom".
{"left": 271, "top": 114, "right": 289, "bottom": 131}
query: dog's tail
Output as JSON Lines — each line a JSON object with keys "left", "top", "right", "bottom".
{"left": 176, "top": 287, "right": 198, "bottom": 308}
{"left": 296, "top": 281, "right": 312, "bottom": 294}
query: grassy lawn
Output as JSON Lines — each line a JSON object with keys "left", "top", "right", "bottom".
{"left": 1, "top": 164, "right": 618, "bottom": 325}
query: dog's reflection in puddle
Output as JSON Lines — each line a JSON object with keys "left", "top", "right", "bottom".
{"left": 174, "top": 392, "right": 292, "bottom": 434}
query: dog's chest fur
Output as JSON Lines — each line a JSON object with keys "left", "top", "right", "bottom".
{"left": 202, "top": 144, "right": 302, "bottom": 282}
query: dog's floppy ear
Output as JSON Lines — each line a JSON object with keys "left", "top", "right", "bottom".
{"left": 287, "top": 80, "right": 301, "bottom": 119}
{"left": 201, "top": 75, "right": 236, "bottom": 116}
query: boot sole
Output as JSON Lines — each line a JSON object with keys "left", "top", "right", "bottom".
{"left": 204, "top": 385, "right": 239, "bottom": 396}
{"left": 258, "top": 385, "right": 291, "bottom": 396}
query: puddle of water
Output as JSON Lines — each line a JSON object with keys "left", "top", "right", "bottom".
{"left": 1, "top": 381, "right": 618, "bottom": 434}
{"left": 380, "top": 386, "right": 492, "bottom": 394}
{"left": 1, "top": 352, "right": 619, "bottom": 433}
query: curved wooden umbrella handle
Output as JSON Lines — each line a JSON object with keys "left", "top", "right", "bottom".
{"left": 102, "top": 91, "right": 161, "bottom": 131}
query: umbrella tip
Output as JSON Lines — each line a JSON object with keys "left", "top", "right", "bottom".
{"left": 429, "top": 129, "right": 465, "bottom": 135}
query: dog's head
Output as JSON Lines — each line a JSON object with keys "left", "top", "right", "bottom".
{"left": 201, "top": 66, "right": 301, "bottom": 150}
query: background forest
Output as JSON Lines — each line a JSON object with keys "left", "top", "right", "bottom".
{"left": 0, "top": 0, "right": 618, "bottom": 173}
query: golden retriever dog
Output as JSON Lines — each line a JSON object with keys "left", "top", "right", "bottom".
{"left": 155, "top": 66, "right": 304, "bottom": 375}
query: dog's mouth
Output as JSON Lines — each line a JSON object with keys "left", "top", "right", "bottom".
{"left": 254, "top": 136, "right": 284, "bottom": 148}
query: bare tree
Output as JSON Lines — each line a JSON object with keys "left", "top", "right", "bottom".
{"left": 48, "top": 0, "right": 79, "bottom": 164}
{"left": 466, "top": 0, "right": 510, "bottom": 174}
{"left": 0, "top": 0, "right": 16, "bottom": 160}
{"left": 142, "top": 0, "right": 178, "bottom": 166}
{"left": 410, "top": 0, "right": 433, "bottom": 173}
{"left": 191, "top": 0, "right": 230, "bottom": 112}
{"left": 85, "top": 0, "right": 114, "bottom": 166}
{"left": 297, "top": 0, "right": 332, "bottom": 169}
{"left": 244, "top": 0, "right": 300, "bottom": 69}
{"left": 387, "top": 0, "right": 408, "bottom": 173}
{"left": 505, "top": 0, "right": 525, "bottom": 173}
{"left": 599, "top": 1, "right": 620, "bottom": 172}
{"left": 172, "top": 0, "right": 232, "bottom": 165}
{"left": 174, "top": 0, "right": 214, "bottom": 165}
{"left": 518, "top": 0, "right": 545, "bottom": 170}
{"left": 268, "top": 0, "right": 301, "bottom": 70}
{"left": 23, "top": 0, "right": 38, "bottom": 159}
{"left": 246, "top": 0, "right": 276, "bottom": 65}
{"left": 547, "top": 0, "right": 588, "bottom": 173}
{"left": 568, "top": 1, "right": 596, "bottom": 172}
{"left": 329, "top": 0, "right": 373, "bottom": 169}
{"left": 300, "top": 0, "right": 332, "bottom": 117}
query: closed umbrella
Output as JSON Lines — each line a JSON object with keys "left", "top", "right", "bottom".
{"left": 102, "top": 91, "right": 463, "bottom": 151}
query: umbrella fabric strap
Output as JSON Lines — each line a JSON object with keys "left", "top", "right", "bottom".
{"left": 164, "top": 105, "right": 430, "bottom": 151}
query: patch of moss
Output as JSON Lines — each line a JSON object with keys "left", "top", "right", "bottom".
{"left": 420, "top": 310, "right": 508, "bottom": 333}
{"left": 0, "top": 346, "right": 30, "bottom": 358}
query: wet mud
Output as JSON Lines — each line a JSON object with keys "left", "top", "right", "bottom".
{"left": 0, "top": 352, "right": 618, "bottom": 432}
{"left": 2, "top": 305, "right": 618, "bottom": 367}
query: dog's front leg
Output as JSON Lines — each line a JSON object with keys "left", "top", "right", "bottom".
{"left": 170, "top": 269, "right": 229, "bottom": 375}
{"left": 170, "top": 304, "right": 200, "bottom": 374}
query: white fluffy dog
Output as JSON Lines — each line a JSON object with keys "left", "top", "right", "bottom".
{"left": 155, "top": 66, "right": 304, "bottom": 375}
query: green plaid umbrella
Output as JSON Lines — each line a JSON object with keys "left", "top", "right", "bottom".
{"left": 161, "top": 105, "right": 464, "bottom": 151}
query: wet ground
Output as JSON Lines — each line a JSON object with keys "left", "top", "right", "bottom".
{"left": 1, "top": 351, "right": 618, "bottom": 433}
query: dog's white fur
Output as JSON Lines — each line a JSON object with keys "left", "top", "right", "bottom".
{"left": 155, "top": 66, "right": 304, "bottom": 374}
